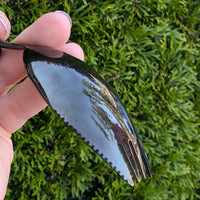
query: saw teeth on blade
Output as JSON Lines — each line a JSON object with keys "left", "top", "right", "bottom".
{"left": 53, "top": 108, "right": 130, "bottom": 184}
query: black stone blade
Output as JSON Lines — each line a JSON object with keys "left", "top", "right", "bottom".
{"left": 22, "top": 47, "right": 152, "bottom": 186}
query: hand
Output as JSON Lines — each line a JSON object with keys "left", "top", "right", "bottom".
{"left": 0, "top": 11, "right": 84, "bottom": 199}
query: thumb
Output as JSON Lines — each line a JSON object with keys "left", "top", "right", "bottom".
{"left": 0, "top": 11, "right": 11, "bottom": 41}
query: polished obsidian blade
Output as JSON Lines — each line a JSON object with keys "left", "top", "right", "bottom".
{"left": 23, "top": 48, "right": 152, "bottom": 186}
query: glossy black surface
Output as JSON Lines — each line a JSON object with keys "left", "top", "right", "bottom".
{"left": 0, "top": 41, "right": 152, "bottom": 186}
{"left": 0, "top": 41, "right": 25, "bottom": 49}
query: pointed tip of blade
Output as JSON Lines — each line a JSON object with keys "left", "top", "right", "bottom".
{"left": 124, "top": 176, "right": 134, "bottom": 187}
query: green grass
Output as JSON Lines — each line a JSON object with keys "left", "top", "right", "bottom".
{"left": 0, "top": 0, "right": 200, "bottom": 199}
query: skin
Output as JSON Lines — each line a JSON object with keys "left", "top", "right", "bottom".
{"left": 0, "top": 11, "right": 84, "bottom": 199}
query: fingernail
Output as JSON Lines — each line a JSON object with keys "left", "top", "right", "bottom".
{"left": 55, "top": 11, "right": 72, "bottom": 28}
{"left": 0, "top": 14, "right": 9, "bottom": 36}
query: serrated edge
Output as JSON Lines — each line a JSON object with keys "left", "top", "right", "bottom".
{"left": 53, "top": 108, "right": 131, "bottom": 185}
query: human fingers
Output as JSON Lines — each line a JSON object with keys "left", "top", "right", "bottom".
{"left": 0, "top": 11, "right": 72, "bottom": 96}
{"left": 0, "top": 12, "right": 74, "bottom": 199}
{"left": 0, "top": 44, "right": 84, "bottom": 134}
{"left": 59, "top": 43, "right": 84, "bottom": 61}
{"left": 0, "top": 11, "right": 11, "bottom": 41}
{"left": 13, "top": 11, "right": 72, "bottom": 47}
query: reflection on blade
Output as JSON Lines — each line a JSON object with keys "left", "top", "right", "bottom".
{"left": 23, "top": 48, "right": 152, "bottom": 186}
